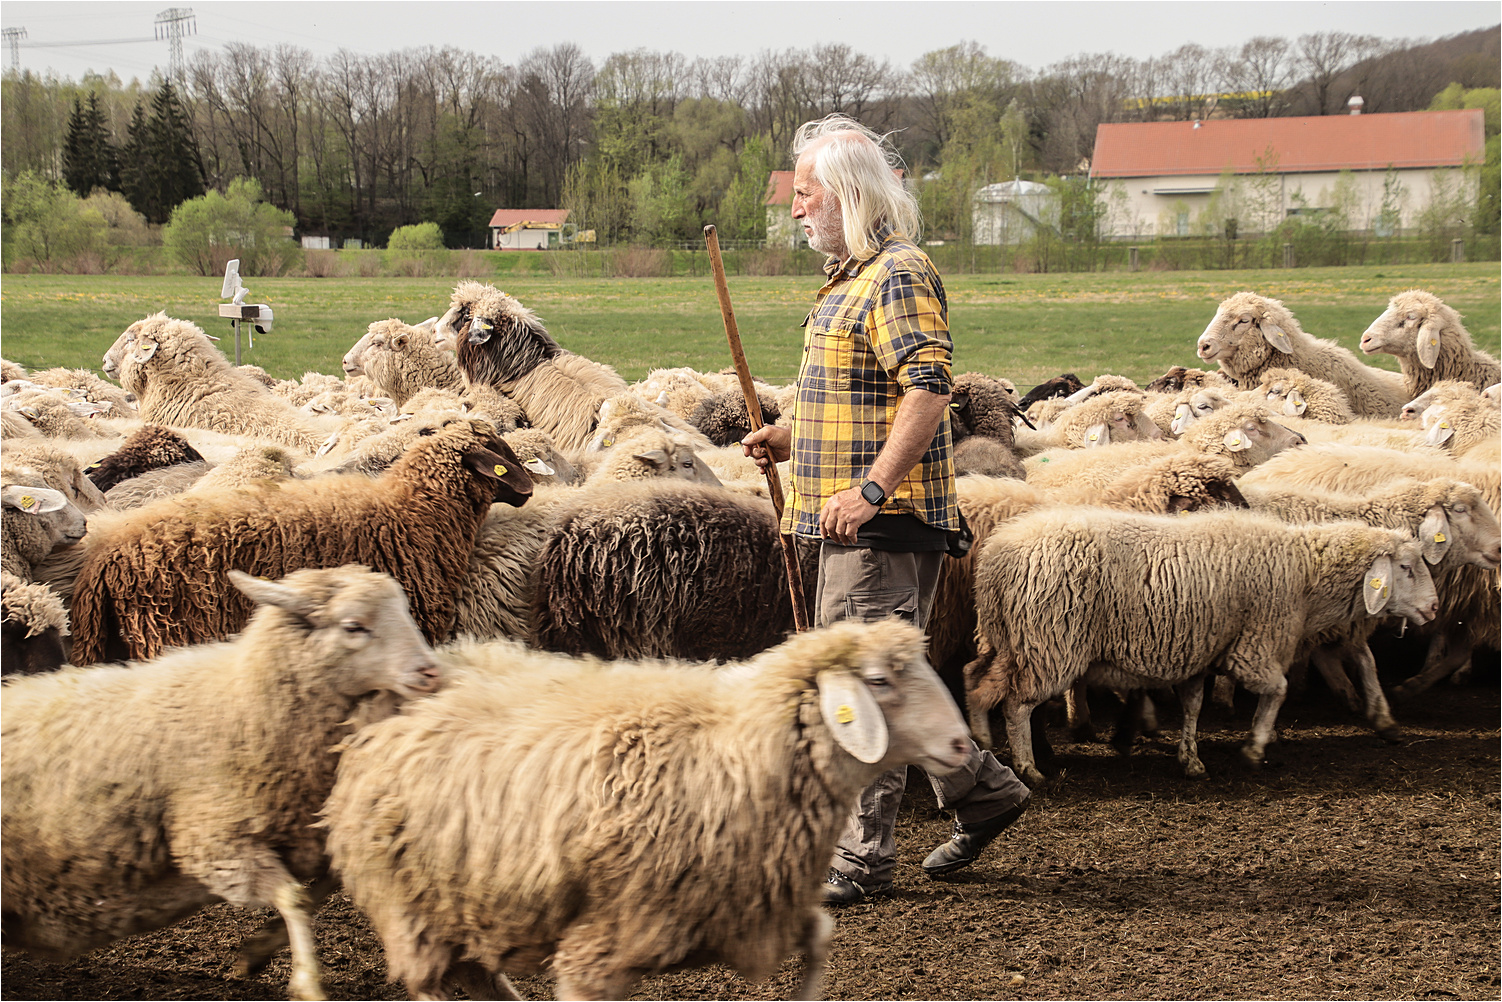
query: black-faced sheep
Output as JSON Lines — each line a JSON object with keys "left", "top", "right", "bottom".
{"left": 1359, "top": 289, "right": 1501, "bottom": 399}
{"left": 965, "top": 508, "right": 1438, "bottom": 784}
{"left": 322, "top": 619, "right": 971, "bottom": 1001}
{"left": 69, "top": 416, "right": 534, "bottom": 663}
{"left": 437, "top": 281, "right": 629, "bottom": 453}
{"left": 83, "top": 424, "right": 205, "bottom": 492}
{"left": 1195, "top": 292, "right": 1409, "bottom": 418}
{"left": 1016, "top": 372, "right": 1084, "bottom": 412}
{"left": 102, "top": 313, "right": 332, "bottom": 453}
{"left": 2, "top": 565, "right": 441, "bottom": 1001}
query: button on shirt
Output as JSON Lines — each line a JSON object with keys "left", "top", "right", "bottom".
{"left": 785, "top": 228, "right": 959, "bottom": 538}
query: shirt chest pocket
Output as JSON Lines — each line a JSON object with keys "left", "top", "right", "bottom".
{"left": 804, "top": 315, "right": 862, "bottom": 392}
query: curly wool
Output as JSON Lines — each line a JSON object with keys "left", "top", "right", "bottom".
{"left": 1096, "top": 453, "right": 1248, "bottom": 513}
{"left": 531, "top": 480, "right": 795, "bottom": 661}
{"left": 689, "top": 388, "right": 782, "bottom": 447}
{"left": 83, "top": 424, "right": 205, "bottom": 492}
{"left": 25, "top": 367, "right": 137, "bottom": 416}
{"left": 1255, "top": 367, "right": 1355, "bottom": 424}
{"left": 1362, "top": 289, "right": 1501, "bottom": 398}
{"left": 323, "top": 620, "right": 928, "bottom": 997}
{"left": 69, "top": 417, "right": 532, "bottom": 663}
{"left": 1, "top": 358, "right": 27, "bottom": 382}
{"left": 1200, "top": 292, "right": 1409, "bottom": 418}
{"left": 951, "top": 372, "right": 1023, "bottom": 444}
{"left": 1, "top": 570, "right": 69, "bottom": 675}
{"left": 358, "top": 319, "right": 466, "bottom": 406}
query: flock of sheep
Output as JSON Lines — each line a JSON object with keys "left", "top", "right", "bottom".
{"left": 1, "top": 279, "right": 1497, "bottom": 1000}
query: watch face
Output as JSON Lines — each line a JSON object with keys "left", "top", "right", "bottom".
{"left": 861, "top": 481, "right": 884, "bottom": 505}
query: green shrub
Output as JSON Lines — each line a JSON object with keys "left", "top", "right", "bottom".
{"left": 387, "top": 222, "right": 445, "bottom": 251}
{"left": 162, "top": 177, "right": 301, "bottom": 277}
{"left": 1, "top": 171, "right": 109, "bottom": 272}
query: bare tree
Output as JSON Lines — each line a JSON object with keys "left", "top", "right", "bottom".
{"left": 516, "top": 43, "right": 595, "bottom": 205}
{"left": 1293, "top": 31, "right": 1381, "bottom": 114}
{"left": 1218, "top": 36, "right": 1296, "bottom": 118}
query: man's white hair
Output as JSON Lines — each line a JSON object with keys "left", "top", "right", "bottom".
{"left": 792, "top": 114, "right": 921, "bottom": 260}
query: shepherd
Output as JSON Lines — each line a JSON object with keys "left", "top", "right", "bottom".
{"left": 742, "top": 113, "right": 1032, "bottom": 906}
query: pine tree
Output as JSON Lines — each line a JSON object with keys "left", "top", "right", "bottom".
{"left": 62, "top": 92, "right": 120, "bottom": 197}
{"left": 121, "top": 82, "right": 206, "bottom": 224}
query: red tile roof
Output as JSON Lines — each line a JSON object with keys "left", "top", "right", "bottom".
{"left": 1092, "top": 110, "right": 1485, "bottom": 178}
{"left": 487, "top": 209, "right": 570, "bottom": 227}
{"left": 764, "top": 171, "right": 794, "bottom": 206}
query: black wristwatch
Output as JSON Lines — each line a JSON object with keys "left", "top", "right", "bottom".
{"left": 859, "top": 479, "right": 886, "bottom": 506}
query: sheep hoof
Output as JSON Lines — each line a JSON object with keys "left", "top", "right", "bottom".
{"left": 1179, "top": 757, "right": 1206, "bottom": 779}
{"left": 1239, "top": 748, "right": 1265, "bottom": 770}
{"left": 1376, "top": 725, "right": 1404, "bottom": 745}
{"left": 1070, "top": 722, "right": 1099, "bottom": 743}
{"left": 1019, "top": 764, "right": 1048, "bottom": 788}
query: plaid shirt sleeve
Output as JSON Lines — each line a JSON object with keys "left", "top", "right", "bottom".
{"left": 869, "top": 266, "right": 953, "bottom": 397}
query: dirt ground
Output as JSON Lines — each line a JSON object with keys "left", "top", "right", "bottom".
{"left": 5, "top": 656, "right": 1498, "bottom": 1002}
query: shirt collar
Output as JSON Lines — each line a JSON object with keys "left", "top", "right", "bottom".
{"left": 821, "top": 224, "right": 898, "bottom": 280}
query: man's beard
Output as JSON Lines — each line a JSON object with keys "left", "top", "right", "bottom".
{"left": 806, "top": 200, "right": 847, "bottom": 258}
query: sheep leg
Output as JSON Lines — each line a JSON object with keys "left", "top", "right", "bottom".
{"left": 1240, "top": 675, "right": 1288, "bottom": 768}
{"left": 1393, "top": 633, "right": 1474, "bottom": 698}
{"left": 961, "top": 647, "right": 1001, "bottom": 749}
{"left": 272, "top": 879, "right": 326, "bottom": 1001}
{"left": 445, "top": 960, "right": 522, "bottom": 1001}
{"left": 1210, "top": 675, "right": 1236, "bottom": 711}
{"left": 1344, "top": 641, "right": 1400, "bottom": 741}
{"left": 967, "top": 696, "right": 993, "bottom": 750}
{"left": 1138, "top": 693, "right": 1160, "bottom": 736}
{"left": 1175, "top": 675, "right": 1207, "bottom": 779}
{"left": 235, "top": 872, "right": 340, "bottom": 977}
{"left": 1109, "top": 689, "right": 1145, "bottom": 756}
{"left": 793, "top": 907, "right": 835, "bottom": 1001}
{"left": 1065, "top": 679, "right": 1097, "bottom": 742}
{"left": 1308, "top": 644, "right": 1362, "bottom": 713}
{"left": 1001, "top": 697, "right": 1047, "bottom": 788}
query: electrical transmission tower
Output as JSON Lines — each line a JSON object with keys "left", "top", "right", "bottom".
{"left": 3, "top": 27, "right": 26, "bottom": 72}
{"left": 154, "top": 7, "right": 195, "bottom": 84}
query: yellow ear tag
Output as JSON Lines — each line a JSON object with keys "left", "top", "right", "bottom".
{"left": 836, "top": 704, "right": 855, "bottom": 724}
{"left": 493, "top": 464, "right": 507, "bottom": 477}
{"left": 19, "top": 495, "right": 36, "bottom": 511}
{"left": 1229, "top": 435, "right": 1242, "bottom": 446}
{"left": 1434, "top": 532, "right": 1446, "bottom": 543}
{"left": 1369, "top": 578, "right": 1383, "bottom": 589}
{"left": 1439, "top": 421, "right": 1450, "bottom": 429}
{"left": 1087, "top": 431, "right": 1099, "bottom": 442}
{"left": 1429, "top": 338, "right": 1438, "bottom": 346}
{"left": 604, "top": 438, "right": 614, "bottom": 447}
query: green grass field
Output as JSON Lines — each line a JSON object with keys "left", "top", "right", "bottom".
{"left": 2, "top": 262, "right": 1497, "bottom": 390}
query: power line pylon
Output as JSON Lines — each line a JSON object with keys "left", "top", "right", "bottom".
{"left": 153, "top": 8, "right": 195, "bottom": 84}
{"left": 3, "top": 27, "right": 27, "bottom": 72}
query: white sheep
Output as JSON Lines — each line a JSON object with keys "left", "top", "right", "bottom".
{"left": 322, "top": 618, "right": 971, "bottom": 1001}
{"left": 1, "top": 564, "right": 442, "bottom": 1001}
{"left": 965, "top": 507, "right": 1438, "bottom": 784}
{"left": 343, "top": 318, "right": 465, "bottom": 407}
{"left": 582, "top": 426, "right": 724, "bottom": 486}
{"left": 1196, "top": 292, "right": 1410, "bottom": 418}
{"left": 1359, "top": 289, "right": 1501, "bottom": 399}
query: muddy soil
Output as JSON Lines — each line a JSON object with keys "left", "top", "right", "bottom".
{"left": 5, "top": 664, "right": 1497, "bottom": 1001}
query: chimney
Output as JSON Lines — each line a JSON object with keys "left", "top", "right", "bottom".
{"left": 1348, "top": 95, "right": 1364, "bottom": 115}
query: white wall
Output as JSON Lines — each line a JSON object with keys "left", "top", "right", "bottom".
{"left": 492, "top": 228, "right": 552, "bottom": 250}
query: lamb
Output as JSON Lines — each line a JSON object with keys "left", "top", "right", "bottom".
{"left": 69, "top": 416, "right": 534, "bottom": 663}
{"left": 965, "top": 508, "right": 1438, "bottom": 784}
{"left": 584, "top": 427, "right": 724, "bottom": 487}
{"left": 1359, "top": 289, "right": 1501, "bottom": 399}
{"left": 344, "top": 318, "right": 465, "bottom": 407}
{"left": 532, "top": 480, "right": 797, "bottom": 661}
{"left": 102, "top": 313, "right": 332, "bottom": 453}
{"left": 1, "top": 564, "right": 441, "bottom": 1001}
{"left": 322, "top": 618, "right": 971, "bottom": 1001}
{"left": 1196, "top": 291, "right": 1410, "bottom": 418}
{"left": 436, "top": 281, "right": 630, "bottom": 452}
{"left": 82, "top": 424, "right": 205, "bottom": 492}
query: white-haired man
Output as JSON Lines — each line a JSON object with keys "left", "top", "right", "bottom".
{"left": 743, "top": 114, "right": 1030, "bottom": 905}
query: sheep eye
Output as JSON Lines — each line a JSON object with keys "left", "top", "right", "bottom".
{"left": 1453, "top": 504, "right": 1467, "bottom": 514}
{"left": 418, "top": 427, "right": 436, "bottom": 437}
{"left": 342, "top": 621, "right": 369, "bottom": 634}
{"left": 865, "top": 674, "right": 891, "bottom": 688}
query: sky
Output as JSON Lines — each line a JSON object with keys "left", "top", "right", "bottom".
{"left": 3, "top": 0, "right": 1499, "bottom": 85}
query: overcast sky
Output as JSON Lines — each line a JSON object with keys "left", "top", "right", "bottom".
{"left": 4, "top": 1, "right": 1498, "bottom": 85}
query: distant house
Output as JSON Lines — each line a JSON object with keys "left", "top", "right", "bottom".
{"left": 488, "top": 209, "right": 571, "bottom": 250}
{"left": 1090, "top": 108, "right": 1485, "bottom": 239}
{"left": 763, "top": 171, "right": 808, "bottom": 250}
{"left": 972, "top": 180, "right": 1059, "bottom": 245}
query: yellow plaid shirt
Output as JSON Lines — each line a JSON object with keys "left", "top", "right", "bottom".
{"left": 784, "top": 228, "right": 959, "bottom": 538}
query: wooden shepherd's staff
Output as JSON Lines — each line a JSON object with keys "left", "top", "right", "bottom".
{"left": 703, "top": 224, "right": 809, "bottom": 633}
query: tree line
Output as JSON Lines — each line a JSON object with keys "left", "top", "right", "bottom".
{"left": 2, "top": 26, "right": 1497, "bottom": 251}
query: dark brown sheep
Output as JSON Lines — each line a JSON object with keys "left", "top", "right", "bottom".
{"left": 688, "top": 388, "right": 782, "bottom": 447}
{"left": 1016, "top": 372, "right": 1085, "bottom": 411}
{"left": 69, "top": 416, "right": 533, "bottom": 663}
{"left": 84, "top": 424, "right": 205, "bottom": 492}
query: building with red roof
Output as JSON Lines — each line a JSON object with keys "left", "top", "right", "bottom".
{"left": 487, "top": 208, "right": 571, "bottom": 250}
{"left": 1090, "top": 108, "right": 1484, "bottom": 239}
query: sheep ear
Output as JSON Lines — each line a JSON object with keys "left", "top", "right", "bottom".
{"left": 392, "top": 331, "right": 411, "bottom": 350}
{"left": 817, "top": 669, "right": 888, "bottom": 764}
{"left": 1282, "top": 388, "right": 1307, "bottom": 416}
{"left": 1223, "top": 427, "right": 1251, "bottom": 452}
{"left": 1363, "top": 555, "right": 1393, "bottom": 615}
{"left": 1170, "top": 404, "right": 1193, "bottom": 436}
{"left": 228, "top": 570, "right": 319, "bottom": 618}
{"left": 1260, "top": 322, "right": 1292, "bottom": 353}
{"left": 634, "top": 448, "right": 671, "bottom": 469}
{"left": 1, "top": 485, "right": 67, "bottom": 514}
{"left": 1084, "top": 422, "right": 1110, "bottom": 447}
{"left": 1423, "top": 416, "right": 1454, "bottom": 447}
{"left": 132, "top": 338, "right": 159, "bottom": 364}
{"left": 523, "top": 457, "right": 555, "bottom": 476}
{"left": 416, "top": 316, "right": 439, "bottom": 333}
{"left": 467, "top": 317, "right": 494, "bottom": 345}
{"left": 1418, "top": 506, "right": 1452, "bottom": 565}
{"left": 1415, "top": 318, "right": 1441, "bottom": 369}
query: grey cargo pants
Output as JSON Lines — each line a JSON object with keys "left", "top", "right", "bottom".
{"left": 811, "top": 539, "right": 1031, "bottom": 886}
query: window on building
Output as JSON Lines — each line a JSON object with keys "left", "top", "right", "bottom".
{"left": 1176, "top": 212, "right": 1189, "bottom": 236}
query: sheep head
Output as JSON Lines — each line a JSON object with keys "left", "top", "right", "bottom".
{"left": 1197, "top": 292, "right": 1295, "bottom": 374}
{"left": 1360, "top": 289, "right": 1458, "bottom": 370}
{"left": 437, "top": 281, "right": 563, "bottom": 388}
{"left": 104, "top": 313, "right": 220, "bottom": 394}
{"left": 1184, "top": 403, "right": 1305, "bottom": 470}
